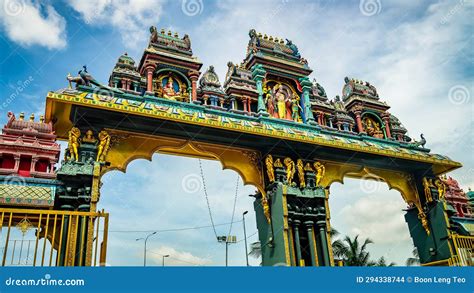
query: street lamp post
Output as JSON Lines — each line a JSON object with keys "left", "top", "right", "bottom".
{"left": 243, "top": 211, "right": 249, "bottom": 266}
{"left": 162, "top": 254, "right": 169, "bottom": 267}
{"left": 217, "top": 235, "right": 237, "bottom": 266}
{"left": 136, "top": 231, "right": 157, "bottom": 267}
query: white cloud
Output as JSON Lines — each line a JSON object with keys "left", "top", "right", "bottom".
{"left": 148, "top": 246, "right": 212, "bottom": 266}
{"left": 67, "top": 0, "right": 165, "bottom": 49}
{"left": 338, "top": 193, "right": 410, "bottom": 244}
{"left": 0, "top": 0, "right": 67, "bottom": 49}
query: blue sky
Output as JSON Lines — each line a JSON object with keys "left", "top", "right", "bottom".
{"left": 0, "top": 0, "right": 473, "bottom": 266}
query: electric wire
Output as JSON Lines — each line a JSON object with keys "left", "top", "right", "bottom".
{"left": 105, "top": 220, "right": 242, "bottom": 233}
{"left": 227, "top": 175, "right": 239, "bottom": 238}
{"left": 199, "top": 159, "right": 219, "bottom": 239}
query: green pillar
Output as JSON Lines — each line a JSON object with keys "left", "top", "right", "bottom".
{"left": 251, "top": 64, "right": 268, "bottom": 116}
{"left": 305, "top": 221, "right": 317, "bottom": 266}
{"left": 292, "top": 220, "right": 302, "bottom": 266}
{"left": 299, "top": 77, "right": 315, "bottom": 124}
{"left": 318, "top": 225, "right": 330, "bottom": 266}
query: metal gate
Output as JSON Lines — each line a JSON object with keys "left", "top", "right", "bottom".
{"left": 0, "top": 208, "right": 108, "bottom": 266}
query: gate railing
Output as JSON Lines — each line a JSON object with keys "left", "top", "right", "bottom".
{"left": 0, "top": 208, "right": 108, "bottom": 267}
{"left": 450, "top": 234, "right": 474, "bottom": 266}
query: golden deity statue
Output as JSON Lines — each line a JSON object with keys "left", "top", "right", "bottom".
{"left": 265, "top": 155, "right": 275, "bottom": 183}
{"left": 82, "top": 129, "right": 97, "bottom": 143}
{"left": 313, "top": 161, "right": 325, "bottom": 187}
{"left": 67, "top": 127, "right": 81, "bottom": 162}
{"left": 297, "top": 159, "right": 305, "bottom": 188}
{"left": 434, "top": 178, "right": 446, "bottom": 199}
{"left": 418, "top": 212, "right": 430, "bottom": 235}
{"left": 422, "top": 177, "right": 433, "bottom": 203}
{"left": 163, "top": 77, "right": 179, "bottom": 100}
{"left": 262, "top": 195, "right": 271, "bottom": 223}
{"left": 283, "top": 157, "right": 295, "bottom": 185}
{"left": 96, "top": 130, "right": 111, "bottom": 162}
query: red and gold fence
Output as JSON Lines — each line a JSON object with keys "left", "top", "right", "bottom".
{"left": 0, "top": 208, "right": 108, "bottom": 267}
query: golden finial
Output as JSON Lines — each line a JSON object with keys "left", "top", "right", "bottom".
{"left": 39, "top": 115, "right": 45, "bottom": 123}
{"left": 257, "top": 32, "right": 262, "bottom": 38}
{"left": 174, "top": 32, "right": 179, "bottom": 38}
{"left": 19, "top": 112, "right": 24, "bottom": 121}
{"left": 29, "top": 113, "right": 35, "bottom": 122}
{"left": 280, "top": 39, "right": 284, "bottom": 44}
{"left": 160, "top": 28, "right": 165, "bottom": 34}
{"left": 269, "top": 36, "right": 273, "bottom": 41}
{"left": 167, "top": 30, "right": 172, "bottom": 36}
{"left": 263, "top": 34, "right": 268, "bottom": 40}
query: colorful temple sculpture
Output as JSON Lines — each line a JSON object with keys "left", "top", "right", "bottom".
{"left": 1, "top": 27, "right": 472, "bottom": 266}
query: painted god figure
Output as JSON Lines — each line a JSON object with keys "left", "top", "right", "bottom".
{"left": 364, "top": 116, "right": 384, "bottom": 139}
{"left": 291, "top": 95, "right": 302, "bottom": 122}
{"left": 272, "top": 84, "right": 293, "bottom": 120}
{"left": 163, "top": 77, "right": 179, "bottom": 100}
{"left": 264, "top": 85, "right": 276, "bottom": 116}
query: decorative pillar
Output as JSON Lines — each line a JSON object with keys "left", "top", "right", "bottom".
{"left": 251, "top": 64, "right": 268, "bottom": 116}
{"left": 145, "top": 65, "right": 156, "bottom": 94}
{"left": 30, "top": 157, "right": 38, "bottom": 172}
{"left": 203, "top": 94, "right": 209, "bottom": 106}
{"left": 292, "top": 220, "right": 303, "bottom": 266}
{"left": 299, "top": 77, "right": 316, "bottom": 124}
{"left": 189, "top": 70, "right": 200, "bottom": 103}
{"left": 305, "top": 221, "right": 317, "bottom": 266}
{"left": 242, "top": 97, "right": 248, "bottom": 112}
{"left": 353, "top": 105, "right": 364, "bottom": 134}
{"left": 49, "top": 161, "right": 55, "bottom": 173}
{"left": 230, "top": 97, "right": 236, "bottom": 110}
{"left": 381, "top": 112, "right": 392, "bottom": 139}
{"left": 247, "top": 98, "right": 252, "bottom": 113}
{"left": 13, "top": 155, "right": 20, "bottom": 173}
{"left": 121, "top": 79, "right": 127, "bottom": 90}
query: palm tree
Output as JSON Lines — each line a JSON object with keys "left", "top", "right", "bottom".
{"left": 373, "top": 256, "right": 396, "bottom": 267}
{"left": 405, "top": 248, "right": 420, "bottom": 266}
{"left": 330, "top": 228, "right": 347, "bottom": 260}
{"left": 249, "top": 241, "right": 262, "bottom": 258}
{"left": 336, "top": 235, "right": 374, "bottom": 266}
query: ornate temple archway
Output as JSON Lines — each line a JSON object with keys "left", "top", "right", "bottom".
{"left": 2, "top": 27, "right": 471, "bottom": 267}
